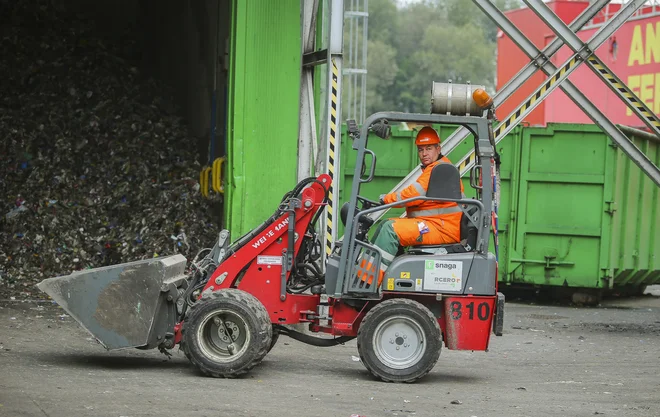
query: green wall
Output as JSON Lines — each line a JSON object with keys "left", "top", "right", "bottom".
{"left": 225, "top": 0, "right": 301, "bottom": 237}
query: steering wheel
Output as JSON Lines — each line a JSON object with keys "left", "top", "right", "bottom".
{"left": 356, "top": 195, "right": 381, "bottom": 209}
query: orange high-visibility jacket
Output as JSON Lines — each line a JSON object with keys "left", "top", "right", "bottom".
{"left": 382, "top": 157, "right": 464, "bottom": 245}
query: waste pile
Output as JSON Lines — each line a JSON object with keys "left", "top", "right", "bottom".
{"left": 0, "top": 2, "right": 219, "bottom": 299}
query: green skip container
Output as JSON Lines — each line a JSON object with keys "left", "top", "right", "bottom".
{"left": 339, "top": 122, "right": 660, "bottom": 295}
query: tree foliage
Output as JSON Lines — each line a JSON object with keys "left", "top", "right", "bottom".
{"left": 357, "top": 0, "right": 521, "bottom": 115}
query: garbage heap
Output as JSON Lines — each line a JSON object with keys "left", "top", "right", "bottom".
{"left": 0, "top": 2, "right": 220, "bottom": 299}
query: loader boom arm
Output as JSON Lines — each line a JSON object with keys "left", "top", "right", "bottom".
{"left": 202, "top": 174, "right": 331, "bottom": 323}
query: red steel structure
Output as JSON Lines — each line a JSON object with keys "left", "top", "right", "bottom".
{"left": 497, "top": 1, "right": 660, "bottom": 127}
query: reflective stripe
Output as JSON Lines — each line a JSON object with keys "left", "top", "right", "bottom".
{"left": 381, "top": 264, "right": 389, "bottom": 272}
{"left": 395, "top": 191, "right": 403, "bottom": 201}
{"left": 378, "top": 249, "right": 395, "bottom": 263}
{"left": 408, "top": 205, "right": 462, "bottom": 218}
{"left": 412, "top": 182, "right": 426, "bottom": 196}
{"left": 461, "top": 192, "right": 466, "bottom": 198}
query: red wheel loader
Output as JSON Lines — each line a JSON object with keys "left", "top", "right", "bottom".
{"left": 38, "top": 84, "right": 505, "bottom": 383}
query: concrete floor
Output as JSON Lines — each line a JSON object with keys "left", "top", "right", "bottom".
{"left": 1, "top": 290, "right": 659, "bottom": 417}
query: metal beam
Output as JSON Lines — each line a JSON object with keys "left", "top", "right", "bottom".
{"left": 320, "top": 0, "right": 344, "bottom": 258}
{"left": 523, "top": 0, "right": 660, "bottom": 137}
{"left": 303, "top": 49, "right": 329, "bottom": 67}
{"left": 297, "top": 0, "right": 320, "bottom": 183}
{"left": 460, "top": 0, "right": 660, "bottom": 187}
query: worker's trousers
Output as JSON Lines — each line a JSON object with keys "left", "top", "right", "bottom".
{"left": 358, "top": 217, "right": 458, "bottom": 286}
{"left": 357, "top": 219, "right": 398, "bottom": 286}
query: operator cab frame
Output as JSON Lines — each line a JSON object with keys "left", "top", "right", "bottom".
{"left": 327, "top": 107, "right": 498, "bottom": 300}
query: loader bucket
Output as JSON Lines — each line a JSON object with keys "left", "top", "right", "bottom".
{"left": 37, "top": 254, "right": 188, "bottom": 350}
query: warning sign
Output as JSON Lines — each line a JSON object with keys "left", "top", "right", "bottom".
{"left": 423, "top": 260, "right": 463, "bottom": 292}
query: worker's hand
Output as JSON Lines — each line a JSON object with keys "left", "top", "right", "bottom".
{"left": 379, "top": 194, "right": 387, "bottom": 205}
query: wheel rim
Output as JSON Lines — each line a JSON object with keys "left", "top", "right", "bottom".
{"left": 196, "top": 309, "right": 251, "bottom": 363}
{"left": 372, "top": 315, "right": 426, "bottom": 370}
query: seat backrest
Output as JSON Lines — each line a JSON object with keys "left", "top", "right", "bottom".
{"left": 426, "top": 163, "right": 462, "bottom": 199}
{"left": 428, "top": 163, "right": 479, "bottom": 250}
{"left": 460, "top": 205, "right": 479, "bottom": 249}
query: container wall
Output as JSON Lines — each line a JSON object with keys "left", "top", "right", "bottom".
{"left": 506, "top": 124, "right": 610, "bottom": 288}
{"left": 608, "top": 134, "right": 660, "bottom": 287}
{"left": 225, "top": 0, "right": 301, "bottom": 237}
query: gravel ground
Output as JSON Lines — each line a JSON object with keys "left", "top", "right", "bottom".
{"left": 0, "top": 289, "right": 659, "bottom": 417}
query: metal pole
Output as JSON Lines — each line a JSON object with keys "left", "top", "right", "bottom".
{"left": 297, "top": 0, "right": 320, "bottom": 182}
{"left": 320, "top": 0, "right": 344, "bottom": 259}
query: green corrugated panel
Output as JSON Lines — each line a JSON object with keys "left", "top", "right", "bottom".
{"left": 506, "top": 123, "right": 660, "bottom": 290}
{"left": 507, "top": 124, "right": 609, "bottom": 288}
{"left": 225, "top": 0, "right": 301, "bottom": 237}
{"left": 608, "top": 133, "right": 660, "bottom": 288}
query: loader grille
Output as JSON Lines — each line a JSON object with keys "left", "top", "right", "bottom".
{"left": 346, "top": 241, "right": 382, "bottom": 294}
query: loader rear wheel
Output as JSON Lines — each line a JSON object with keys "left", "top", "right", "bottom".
{"left": 181, "top": 289, "right": 272, "bottom": 378}
{"left": 357, "top": 298, "right": 441, "bottom": 383}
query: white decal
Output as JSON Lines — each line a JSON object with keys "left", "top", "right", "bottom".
{"left": 423, "top": 260, "right": 463, "bottom": 292}
{"left": 257, "top": 256, "right": 282, "bottom": 265}
{"left": 251, "top": 218, "right": 290, "bottom": 248}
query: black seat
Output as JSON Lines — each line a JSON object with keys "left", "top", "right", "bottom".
{"left": 426, "top": 163, "right": 462, "bottom": 200}
{"left": 408, "top": 163, "right": 478, "bottom": 254}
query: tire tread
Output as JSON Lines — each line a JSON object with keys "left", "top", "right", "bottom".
{"left": 357, "top": 298, "right": 441, "bottom": 383}
{"left": 180, "top": 288, "right": 272, "bottom": 378}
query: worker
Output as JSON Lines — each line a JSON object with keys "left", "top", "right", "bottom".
{"left": 358, "top": 126, "right": 464, "bottom": 286}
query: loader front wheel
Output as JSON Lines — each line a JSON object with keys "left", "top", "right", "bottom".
{"left": 181, "top": 289, "right": 272, "bottom": 378}
{"left": 357, "top": 298, "right": 441, "bottom": 383}
{"left": 268, "top": 325, "right": 280, "bottom": 352}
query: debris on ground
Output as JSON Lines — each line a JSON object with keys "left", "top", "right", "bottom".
{"left": 0, "top": 2, "right": 219, "bottom": 300}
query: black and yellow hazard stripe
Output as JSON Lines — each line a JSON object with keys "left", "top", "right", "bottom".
{"left": 494, "top": 57, "right": 579, "bottom": 138}
{"left": 457, "top": 153, "right": 477, "bottom": 175}
{"left": 458, "top": 57, "right": 581, "bottom": 176}
{"left": 326, "top": 59, "right": 339, "bottom": 256}
{"left": 588, "top": 57, "right": 660, "bottom": 131}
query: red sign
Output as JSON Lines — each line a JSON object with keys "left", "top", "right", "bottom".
{"left": 547, "top": 15, "right": 660, "bottom": 126}
{"left": 497, "top": 2, "right": 660, "bottom": 128}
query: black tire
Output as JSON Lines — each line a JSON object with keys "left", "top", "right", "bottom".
{"left": 269, "top": 325, "right": 280, "bottom": 352}
{"left": 357, "top": 298, "right": 442, "bottom": 383}
{"left": 181, "top": 289, "right": 272, "bottom": 378}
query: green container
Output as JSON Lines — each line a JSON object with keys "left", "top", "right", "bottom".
{"left": 339, "top": 122, "right": 660, "bottom": 291}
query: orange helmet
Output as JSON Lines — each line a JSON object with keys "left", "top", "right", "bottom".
{"left": 415, "top": 126, "right": 441, "bottom": 146}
